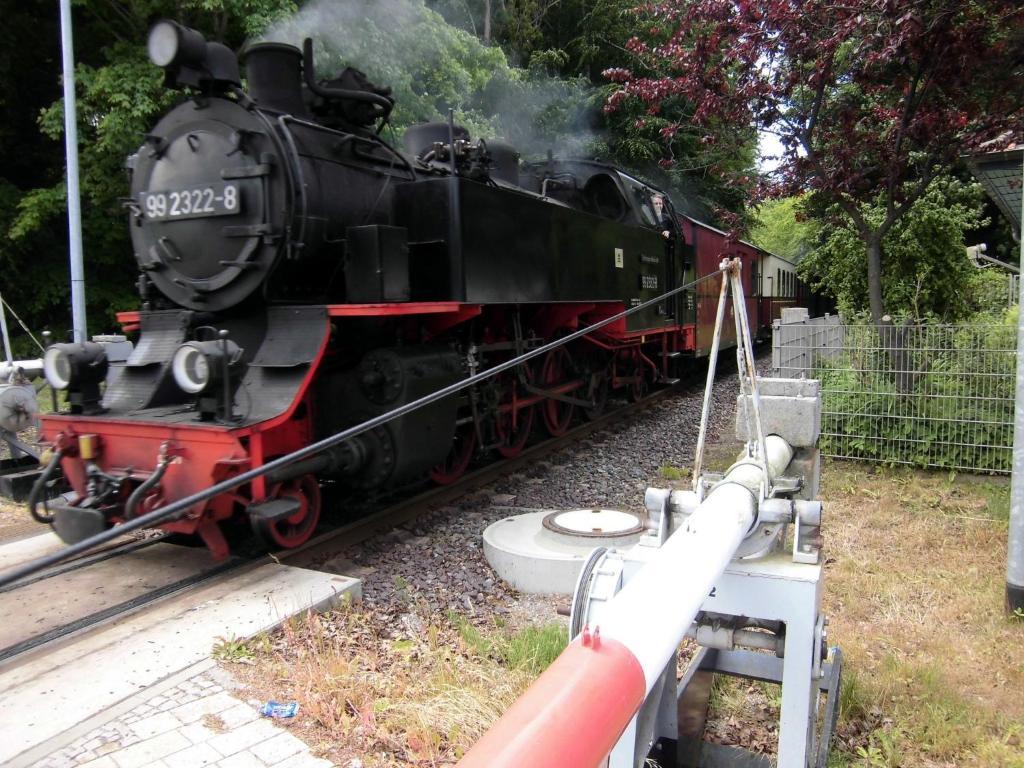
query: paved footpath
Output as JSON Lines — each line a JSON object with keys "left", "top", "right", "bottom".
{"left": 29, "top": 663, "right": 334, "bottom": 768}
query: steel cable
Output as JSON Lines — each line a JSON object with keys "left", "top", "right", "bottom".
{"left": 0, "top": 268, "right": 724, "bottom": 589}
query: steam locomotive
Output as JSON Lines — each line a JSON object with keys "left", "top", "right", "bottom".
{"left": 32, "top": 21, "right": 807, "bottom": 557}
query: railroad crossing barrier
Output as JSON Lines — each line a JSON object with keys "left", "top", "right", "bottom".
{"left": 461, "top": 263, "right": 840, "bottom": 767}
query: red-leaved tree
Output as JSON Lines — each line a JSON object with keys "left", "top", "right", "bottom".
{"left": 605, "top": 0, "right": 1024, "bottom": 323}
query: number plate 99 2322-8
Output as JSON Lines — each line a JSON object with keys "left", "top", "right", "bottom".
{"left": 140, "top": 182, "right": 240, "bottom": 221}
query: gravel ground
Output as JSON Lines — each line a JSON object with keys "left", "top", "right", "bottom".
{"left": 0, "top": 423, "right": 42, "bottom": 542}
{"left": 314, "top": 352, "right": 771, "bottom": 624}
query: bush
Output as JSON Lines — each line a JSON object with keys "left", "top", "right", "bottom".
{"left": 815, "top": 316, "right": 1016, "bottom": 472}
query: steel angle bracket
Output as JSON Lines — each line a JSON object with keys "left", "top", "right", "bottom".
{"left": 816, "top": 646, "right": 844, "bottom": 768}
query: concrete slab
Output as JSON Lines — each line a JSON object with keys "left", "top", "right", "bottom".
{"left": 0, "top": 563, "right": 359, "bottom": 766}
{"left": 21, "top": 660, "right": 340, "bottom": 768}
{"left": 483, "top": 508, "right": 644, "bottom": 595}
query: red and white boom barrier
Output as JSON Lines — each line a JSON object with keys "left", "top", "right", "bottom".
{"left": 458, "top": 435, "right": 795, "bottom": 768}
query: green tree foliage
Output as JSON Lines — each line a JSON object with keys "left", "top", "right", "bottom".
{"left": 263, "top": 0, "right": 602, "bottom": 160}
{"left": 798, "top": 177, "right": 988, "bottom": 320}
{"left": 605, "top": 0, "right": 1024, "bottom": 324}
{"left": 2, "top": 1, "right": 295, "bottom": 347}
{"left": 749, "top": 197, "right": 817, "bottom": 263}
{"left": 0, "top": 0, "right": 72, "bottom": 354}
{"left": 428, "top": 0, "right": 754, "bottom": 218}
{"left": 2, "top": 0, "right": 745, "bottom": 349}
{"left": 267, "top": 0, "right": 507, "bottom": 136}
{"left": 427, "top": 0, "right": 637, "bottom": 78}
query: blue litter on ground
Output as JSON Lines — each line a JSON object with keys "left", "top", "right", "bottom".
{"left": 260, "top": 700, "right": 300, "bottom": 718}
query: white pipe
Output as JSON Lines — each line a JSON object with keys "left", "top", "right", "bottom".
{"left": 599, "top": 435, "right": 793, "bottom": 693}
{"left": 1009, "top": 162, "right": 1024, "bottom": 614}
{"left": 59, "top": 0, "right": 87, "bottom": 344}
{"left": 0, "top": 291, "right": 13, "bottom": 366}
{"left": 0, "top": 360, "right": 44, "bottom": 381}
{"left": 686, "top": 624, "right": 782, "bottom": 654}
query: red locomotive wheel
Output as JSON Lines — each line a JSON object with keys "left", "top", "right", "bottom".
{"left": 496, "top": 367, "right": 535, "bottom": 458}
{"left": 629, "top": 352, "right": 649, "bottom": 403}
{"left": 431, "top": 423, "right": 476, "bottom": 484}
{"left": 255, "top": 474, "right": 322, "bottom": 550}
{"left": 540, "top": 347, "right": 575, "bottom": 437}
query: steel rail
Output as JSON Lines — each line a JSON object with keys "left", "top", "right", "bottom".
{"left": 0, "top": 556, "right": 245, "bottom": 665}
{"left": 288, "top": 373, "right": 691, "bottom": 565}
{"left": 0, "top": 270, "right": 722, "bottom": 588}
{"left": 0, "top": 372, "right": 689, "bottom": 666}
{"left": 0, "top": 534, "right": 166, "bottom": 594}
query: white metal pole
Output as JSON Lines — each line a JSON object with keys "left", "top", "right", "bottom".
{"left": 599, "top": 434, "right": 794, "bottom": 692}
{"left": 0, "top": 291, "right": 13, "bottom": 366}
{"left": 1008, "top": 162, "right": 1024, "bottom": 616}
{"left": 692, "top": 264, "right": 731, "bottom": 491}
{"left": 59, "top": 0, "right": 87, "bottom": 344}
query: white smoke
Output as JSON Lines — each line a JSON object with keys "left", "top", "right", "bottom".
{"left": 256, "top": 0, "right": 604, "bottom": 160}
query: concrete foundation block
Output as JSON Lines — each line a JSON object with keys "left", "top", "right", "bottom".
{"left": 735, "top": 378, "right": 822, "bottom": 448}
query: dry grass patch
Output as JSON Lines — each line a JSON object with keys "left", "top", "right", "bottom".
{"left": 820, "top": 462, "right": 1024, "bottom": 767}
{"left": 231, "top": 452, "right": 1023, "bottom": 767}
{"left": 693, "top": 451, "right": 1024, "bottom": 766}
{"left": 233, "top": 604, "right": 566, "bottom": 766}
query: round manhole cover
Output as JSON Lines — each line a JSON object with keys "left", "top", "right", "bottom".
{"left": 542, "top": 508, "right": 644, "bottom": 539}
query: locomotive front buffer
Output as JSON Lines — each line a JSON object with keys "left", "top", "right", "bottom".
{"left": 463, "top": 264, "right": 842, "bottom": 768}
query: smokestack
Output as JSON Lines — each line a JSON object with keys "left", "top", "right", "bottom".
{"left": 241, "top": 42, "right": 309, "bottom": 117}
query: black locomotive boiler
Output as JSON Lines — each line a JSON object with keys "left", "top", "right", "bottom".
{"left": 34, "top": 21, "right": 756, "bottom": 557}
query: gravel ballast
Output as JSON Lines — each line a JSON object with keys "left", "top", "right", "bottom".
{"left": 317, "top": 353, "right": 771, "bottom": 622}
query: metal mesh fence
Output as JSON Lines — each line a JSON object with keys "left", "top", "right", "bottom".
{"left": 773, "top": 318, "right": 1017, "bottom": 473}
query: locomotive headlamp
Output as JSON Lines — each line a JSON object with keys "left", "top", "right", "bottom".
{"left": 43, "top": 343, "right": 109, "bottom": 392}
{"left": 147, "top": 20, "right": 207, "bottom": 69}
{"left": 146, "top": 21, "right": 240, "bottom": 92}
{"left": 172, "top": 337, "right": 242, "bottom": 395}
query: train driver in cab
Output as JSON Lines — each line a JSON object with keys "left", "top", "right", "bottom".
{"left": 652, "top": 194, "right": 674, "bottom": 242}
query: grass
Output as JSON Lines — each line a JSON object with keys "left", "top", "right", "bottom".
{"left": 211, "top": 633, "right": 271, "bottom": 664}
{"left": 231, "top": 606, "right": 567, "bottom": 766}
{"left": 704, "top": 458, "right": 1024, "bottom": 767}
{"left": 658, "top": 464, "right": 690, "bottom": 481}
{"left": 231, "top": 455, "right": 1024, "bottom": 767}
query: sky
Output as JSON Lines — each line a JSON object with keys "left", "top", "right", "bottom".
{"left": 757, "top": 129, "right": 785, "bottom": 174}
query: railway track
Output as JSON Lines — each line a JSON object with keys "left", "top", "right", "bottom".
{"left": 0, "top": 367, "right": 706, "bottom": 667}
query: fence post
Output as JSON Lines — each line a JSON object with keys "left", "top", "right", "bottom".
{"left": 1009, "top": 166, "right": 1024, "bottom": 616}
{"left": 771, "top": 318, "right": 780, "bottom": 373}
